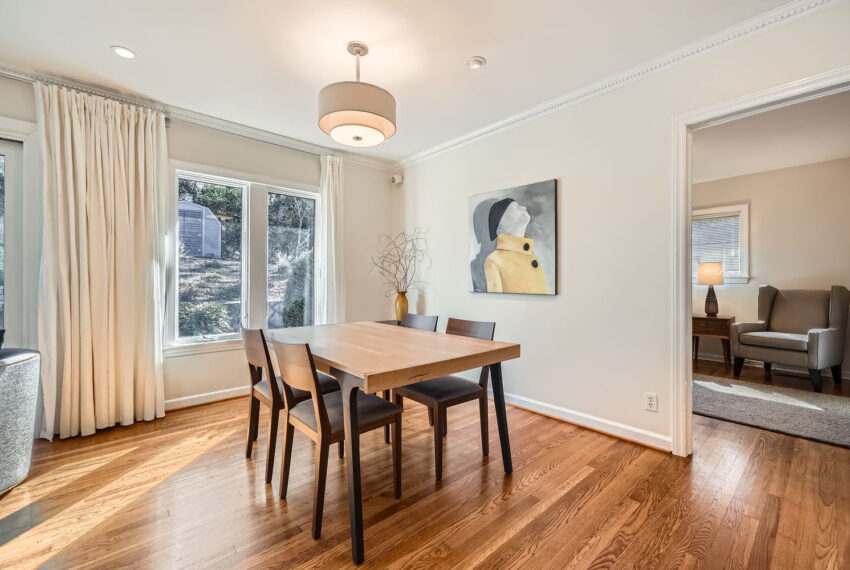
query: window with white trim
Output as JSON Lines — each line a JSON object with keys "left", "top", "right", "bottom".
{"left": 173, "top": 169, "right": 320, "bottom": 343}
{"left": 692, "top": 203, "right": 749, "bottom": 284}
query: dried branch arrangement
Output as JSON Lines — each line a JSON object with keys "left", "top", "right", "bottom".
{"left": 371, "top": 228, "right": 430, "bottom": 295}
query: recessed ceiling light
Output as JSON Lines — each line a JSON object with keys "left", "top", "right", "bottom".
{"left": 111, "top": 45, "right": 136, "bottom": 59}
{"left": 466, "top": 56, "right": 486, "bottom": 70}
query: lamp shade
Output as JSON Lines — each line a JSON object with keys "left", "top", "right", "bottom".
{"left": 697, "top": 262, "right": 724, "bottom": 285}
{"left": 318, "top": 81, "right": 396, "bottom": 148}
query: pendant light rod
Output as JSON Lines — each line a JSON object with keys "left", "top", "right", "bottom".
{"left": 347, "top": 41, "right": 368, "bottom": 82}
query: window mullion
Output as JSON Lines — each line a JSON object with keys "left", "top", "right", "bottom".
{"left": 246, "top": 183, "right": 269, "bottom": 329}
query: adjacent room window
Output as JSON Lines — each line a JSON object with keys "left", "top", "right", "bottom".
{"left": 177, "top": 174, "right": 245, "bottom": 340}
{"left": 267, "top": 191, "right": 317, "bottom": 329}
{"left": 692, "top": 203, "right": 749, "bottom": 284}
{"left": 172, "top": 169, "right": 321, "bottom": 344}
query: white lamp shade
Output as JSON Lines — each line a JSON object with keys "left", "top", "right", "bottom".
{"left": 318, "top": 81, "right": 396, "bottom": 147}
{"left": 697, "top": 262, "right": 724, "bottom": 285}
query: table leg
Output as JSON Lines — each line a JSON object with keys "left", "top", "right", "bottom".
{"left": 489, "top": 362, "right": 513, "bottom": 474}
{"left": 721, "top": 338, "right": 731, "bottom": 369}
{"left": 340, "top": 373, "right": 364, "bottom": 564}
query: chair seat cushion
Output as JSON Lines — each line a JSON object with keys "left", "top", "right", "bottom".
{"left": 740, "top": 331, "right": 808, "bottom": 351}
{"left": 255, "top": 371, "right": 340, "bottom": 404}
{"left": 395, "top": 376, "right": 484, "bottom": 403}
{"left": 290, "top": 391, "right": 401, "bottom": 437}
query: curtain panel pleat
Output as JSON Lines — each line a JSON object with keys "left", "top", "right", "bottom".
{"left": 318, "top": 155, "right": 345, "bottom": 324}
{"left": 35, "top": 83, "right": 167, "bottom": 440}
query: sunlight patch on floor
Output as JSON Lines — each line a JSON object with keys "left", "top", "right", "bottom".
{"left": 0, "top": 430, "right": 233, "bottom": 569}
{"left": 695, "top": 380, "right": 822, "bottom": 410}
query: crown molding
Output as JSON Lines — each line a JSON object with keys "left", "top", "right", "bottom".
{"left": 398, "top": 0, "right": 842, "bottom": 169}
{"left": 0, "top": 64, "right": 396, "bottom": 172}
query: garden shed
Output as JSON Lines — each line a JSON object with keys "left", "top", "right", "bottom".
{"left": 178, "top": 200, "right": 222, "bottom": 258}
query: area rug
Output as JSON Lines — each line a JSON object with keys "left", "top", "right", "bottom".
{"left": 693, "top": 374, "right": 850, "bottom": 448}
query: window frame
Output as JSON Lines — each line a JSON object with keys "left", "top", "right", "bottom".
{"left": 165, "top": 161, "right": 322, "bottom": 353}
{"left": 691, "top": 202, "right": 750, "bottom": 284}
{"left": 0, "top": 138, "right": 24, "bottom": 341}
{"left": 263, "top": 185, "right": 322, "bottom": 332}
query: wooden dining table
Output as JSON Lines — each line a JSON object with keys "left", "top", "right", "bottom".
{"left": 269, "top": 320, "right": 521, "bottom": 564}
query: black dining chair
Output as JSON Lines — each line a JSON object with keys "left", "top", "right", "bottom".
{"left": 392, "top": 318, "right": 496, "bottom": 480}
{"left": 382, "top": 312, "right": 439, "bottom": 443}
{"left": 241, "top": 328, "right": 341, "bottom": 484}
{"left": 272, "top": 339, "right": 403, "bottom": 538}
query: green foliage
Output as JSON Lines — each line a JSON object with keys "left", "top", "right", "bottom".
{"left": 178, "top": 302, "right": 231, "bottom": 338}
{"left": 281, "top": 298, "right": 305, "bottom": 328}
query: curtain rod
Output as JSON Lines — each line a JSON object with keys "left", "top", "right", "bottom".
{"left": 0, "top": 67, "right": 167, "bottom": 114}
{"left": 0, "top": 66, "right": 328, "bottom": 156}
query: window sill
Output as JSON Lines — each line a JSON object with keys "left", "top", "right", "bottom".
{"left": 163, "top": 338, "right": 243, "bottom": 358}
{"left": 692, "top": 276, "right": 749, "bottom": 285}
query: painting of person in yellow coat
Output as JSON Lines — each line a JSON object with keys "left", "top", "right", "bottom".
{"left": 469, "top": 180, "right": 556, "bottom": 295}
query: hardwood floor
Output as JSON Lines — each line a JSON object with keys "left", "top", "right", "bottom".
{"left": 2, "top": 394, "right": 849, "bottom": 568}
{"left": 694, "top": 358, "right": 850, "bottom": 397}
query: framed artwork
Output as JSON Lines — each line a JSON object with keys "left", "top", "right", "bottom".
{"left": 468, "top": 179, "right": 557, "bottom": 295}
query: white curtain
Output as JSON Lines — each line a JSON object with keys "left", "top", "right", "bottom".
{"left": 35, "top": 83, "right": 168, "bottom": 440}
{"left": 317, "top": 155, "right": 345, "bottom": 324}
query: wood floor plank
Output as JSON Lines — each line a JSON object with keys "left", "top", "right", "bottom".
{"left": 2, "top": 363, "right": 847, "bottom": 570}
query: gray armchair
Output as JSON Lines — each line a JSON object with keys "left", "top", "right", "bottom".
{"left": 731, "top": 285, "right": 850, "bottom": 392}
{"left": 1, "top": 349, "right": 41, "bottom": 495}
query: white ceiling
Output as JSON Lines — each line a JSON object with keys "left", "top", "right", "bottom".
{"left": 693, "top": 90, "right": 850, "bottom": 183}
{"left": 0, "top": 0, "right": 793, "bottom": 163}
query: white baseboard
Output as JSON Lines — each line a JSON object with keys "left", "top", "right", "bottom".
{"left": 164, "top": 386, "right": 249, "bottom": 411}
{"left": 490, "top": 390, "right": 672, "bottom": 452}
{"left": 696, "top": 352, "right": 850, "bottom": 380}
{"left": 166, "top": 384, "right": 672, "bottom": 451}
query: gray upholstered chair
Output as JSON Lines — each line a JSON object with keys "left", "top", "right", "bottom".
{"left": 731, "top": 285, "right": 850, "bottom": 392}
{"left": 1, "top": 349, "right": 41, "bottom": 495}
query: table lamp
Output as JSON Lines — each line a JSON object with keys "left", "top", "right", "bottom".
{"left": 697, "top": 262, "right": 724, "bottom": 317}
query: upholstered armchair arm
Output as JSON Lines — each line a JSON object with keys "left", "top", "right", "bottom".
{"left": 730, "top": 321, "right": 767, "bottom": 354}
{"left": 807, "top": 328, "right": 845, "bottom": 369}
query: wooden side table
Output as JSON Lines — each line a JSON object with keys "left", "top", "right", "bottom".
{"left": 693, "top": 315, "right": 735, "bottom": 368}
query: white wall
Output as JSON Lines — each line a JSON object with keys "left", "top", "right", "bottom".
{"left": 397, "top": 3, "right": 850, "bottom": 451}
{"left": 692, "top": 157, "right": 850, "bottom": 373}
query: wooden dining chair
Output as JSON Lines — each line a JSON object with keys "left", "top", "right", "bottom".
{"left": 272, "top": 340, "right": 403, "bottom": 539}
{"left": 400, "top": 312, "right": 439, "bottom": 331}
{"left": 392, "top": 318, "right": 496, "bottom": 480}
{"left": 242, "top": 328, "right": 341, "bottom": 484}
{"left": 381, "top": 312, "right": 440, "bottom": 443}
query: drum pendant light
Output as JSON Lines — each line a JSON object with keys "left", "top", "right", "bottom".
{"left": 318, "top": 41, "right": 396, "bottom": 147}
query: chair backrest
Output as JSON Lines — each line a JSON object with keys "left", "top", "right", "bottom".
{"left": 401, "top": 312, "right": 439, "bottom": 332}
{"left": 445, "top": 318, "right": 496, "bottom": 388}
{"left": 828, "top": 286, "right": 850, "bottom": 332}
{"left": 271, "top": 340, "right": 329, "bottom": 434}
{"left": 767, "top": 289, "right": 830, "bottom": 334}
{"left": 446, "top": 317, "right": 496, "bottom": 341}
{"left": 241, "top": 328, "right": 281, "bottom": 404}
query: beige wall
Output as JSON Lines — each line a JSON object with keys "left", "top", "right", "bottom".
{"left": 0, "top": 76, "right": 36, "bottom": 121}
{"left": 168, "top": 120, "right": 321, "bottom": 187}
{"left": 397, "top": 3, "right": 850, "bottom": 450}
{"left": 692, "top": 157, "right": 850, "bottom": 374}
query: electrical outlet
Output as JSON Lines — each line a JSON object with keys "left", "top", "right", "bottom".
{"left": 645, "top": 392, "right": 658, "bottom": 412}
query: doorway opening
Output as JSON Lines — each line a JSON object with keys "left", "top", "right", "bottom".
{"left": 672, "top": 69, "right": 850, "bottom": 456}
